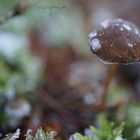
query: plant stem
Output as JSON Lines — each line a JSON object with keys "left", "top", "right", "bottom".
{"left": 101, "top": 64, "right": 118, "bottom": 104}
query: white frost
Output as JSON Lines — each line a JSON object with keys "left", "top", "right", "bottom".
{"left": 88, "top": 32, "right": 97, "bottom": 38}
{"left": 123, "top": 24, "right": 132, "bottom": 31}
{"left": 120, "top": 27, "right": 124, "bottom": 31}
{"left": 134, "top": 28, "right": 140, "bottom": 35}
{"left": 91, "top": 38, "right": 101, "bottom": 50}
{"left": 6, "top": 129, "right": 20, "bottom": 140}
{"left": 128, "top": 43, "right": 133, "bottom": 48}
{"left": 101, "top": 20, "right": 109, "bottom": 28}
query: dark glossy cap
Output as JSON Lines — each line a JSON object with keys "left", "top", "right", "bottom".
{"left": 89, "top": 19, "right": 140, "bottom": 64}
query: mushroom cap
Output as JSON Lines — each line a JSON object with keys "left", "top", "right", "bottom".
{"left": 89, "top": 19, "right": 140, "bottom": 64}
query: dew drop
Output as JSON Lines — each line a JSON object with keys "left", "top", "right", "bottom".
{"left": 91, "top": 38, "right": 101, "bottom": 51}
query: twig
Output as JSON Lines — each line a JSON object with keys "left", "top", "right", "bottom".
{"left": 35, "top": 90, "right": 79, "bottom": 125}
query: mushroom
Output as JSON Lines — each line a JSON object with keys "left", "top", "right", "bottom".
{"left": 88, "top": 19, "right": 140, "bottom": 105}
{"left": 89, "top": 19, "right": 140, "bottom": 64}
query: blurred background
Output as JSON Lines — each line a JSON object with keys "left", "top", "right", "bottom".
{"left": 1, "top": 0, "right": 140, "bottom": 139}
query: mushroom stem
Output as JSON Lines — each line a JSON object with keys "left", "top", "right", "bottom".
{"left": 101, "top": 64, "right": 118, "bottom": 104}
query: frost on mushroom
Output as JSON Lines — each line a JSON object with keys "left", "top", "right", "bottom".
{"left": 91, "top": 38, "right": 101, "bottom": 50}
{"left": 89, "top": 19, "right": 140, "bottom": 64}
